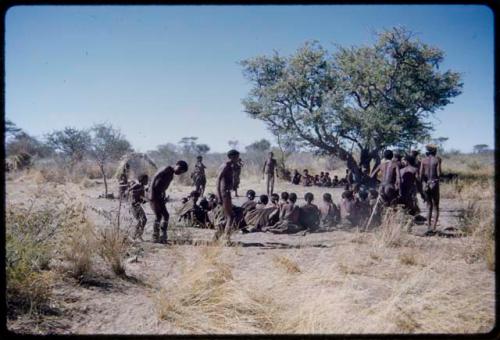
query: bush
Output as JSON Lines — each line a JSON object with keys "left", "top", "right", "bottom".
{"left": 97, "top": 226, "right": 131, "bottom": 277}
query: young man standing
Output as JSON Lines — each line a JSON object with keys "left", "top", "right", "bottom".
{"left": 262, "top": 151, "right": 279, "bottom": 196}
{"left": 419, "top": 144, "right": 442, "bottom": 232}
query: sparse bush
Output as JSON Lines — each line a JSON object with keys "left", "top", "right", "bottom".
{"left": 375, "top": 208, "right": 412, "bottom": 248}
{"left": 97, "top": 226, "right": 131, "bottom": 276}
{"left": 63, "top": 219, "right": 97, "bottom": 279}
{"left": 399, "top": 253, "right": 417, "bottom": 266}
{"left": 6, "top": 194, "right": 84, "bottom": 316}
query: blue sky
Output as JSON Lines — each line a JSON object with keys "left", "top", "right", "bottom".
{"left": 5, "top": 5, "right": 494, "bottom": 153}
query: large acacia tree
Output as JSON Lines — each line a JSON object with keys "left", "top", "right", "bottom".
{"left": 240, "top": 27, "right": 462, "bottom": 182}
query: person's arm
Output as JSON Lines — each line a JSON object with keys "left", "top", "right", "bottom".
{"left": 275, "top": 160, "right": 279, "bottom": 178}
{"left": 370, "top": 164, "right": 381, "bottom": 178}
{"left": 216, "top": 168, "right": 224, "bottom": 203}
{"left": 437, "top": 157, "right": 442, "bottom": 178}
{"left": 396, "top": 166, "right": 402, "bottom": 196}
{"left": 418, "top": 161, "right": 424, "bottom": 182}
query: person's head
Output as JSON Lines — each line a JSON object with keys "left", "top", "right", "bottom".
{"left": 138, "top": 173, "right": 149, "bottom": 186}
{"left": 246, "top": 189, "right": 256, "bottom": 200}
{"left": 358, "top": 190, "right": 368, "bottom": 201}
{"left": 334, "top": 175, "right": 338, "bottom": 180}
{"left": 410, "top": 150, "right": 420, "bottom": 158}
{"left": 405, "top": 155, "right": 416, "bottom": 167}
{"left": 294, "top": 169, "right": 299, "bottom": 174}
{"left": 259, "top": 194, "right": 269, "bottom": 205}
{"left": 289, "top": 193, "right": 298, "bottom": 203}
{"left": 197, "top": 155, "right": 203, "bottom": 161}
{"left": 425, "top": 144, "right": 437, "bottom": 156}
{"left": 174, "top": 160, "right": 188, "bottom": 175}
{"left": 304, "top": 169, "right": 309, "bottom": 174}
{"left": 268, "top": 151, "right": 274, "bottom": 158}
{"left": 343, "top": 190, "right": 354, "bottom": 200}
{"left": 190, "top": 190, "right": 201, "bottom": 202}
{"left": 271, "top": 193, "right": 280, "bottom": 203}
{"left": 326, "top": 172, "right": 330, "bottom": 177}
{"left": 304, "top": 192, "right": 314, "bottom": 203}
{"left": 227, "top": 149, "right": 240, "bottom": 162}
{"left": 384, "top": 149, "right": 393, "bottom": 160}
{"left": 199, "top": 197, "right": 209, "bottom": 210}
{"left": 315, "top": 175, "right": 319, "bottom": 179}
{"left": 323, "top": 192, "right": 332, "bottom": 203}
{"left": 281, "top": 191, "right": 289, "bottom": 201}
{"left": 320, "top": 171, "right": 324, "bottom": 176}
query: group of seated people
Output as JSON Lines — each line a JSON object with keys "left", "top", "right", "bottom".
{"left": 177, "top": 186, "right": 381, "bottom": 234}
{"left": 291, "top": 169, "right": 350, "bottom": 188}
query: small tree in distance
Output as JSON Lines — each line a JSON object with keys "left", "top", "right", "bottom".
{"left": 46, "top": 127, "right": 91, "bottom": 166}
{"left": 89, "top": 123, "right": 132, "bottom": 197}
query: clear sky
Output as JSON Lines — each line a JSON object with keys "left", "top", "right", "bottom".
{"left": 5, "top": 5, "right": 494, "bottom": 153}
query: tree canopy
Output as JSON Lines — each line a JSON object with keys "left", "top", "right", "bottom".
{"left": 240, "top": 27, "right": 463, "bottom": 179}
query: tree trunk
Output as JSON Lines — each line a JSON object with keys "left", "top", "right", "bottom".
{"left": 100, "top": 163, "right": 108, "bottom": 197}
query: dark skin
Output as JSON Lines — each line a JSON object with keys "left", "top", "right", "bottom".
{"left": 419, "top": 151, "right": 442, "bottom": 229}
{"left": 215, "top": 154, "right": 239, "bottom": 240}
{"left": 400, "top": 162, "right": 419, "bottom": 214}
{"left": 370, "top": 158, "right": 401, "bottom": 204}
{"left": 262, "top": 152, "right": 279, "bottom": 196}
{"left": 192, "top": 157, "right": 207, "bottom": 196}
{"left": 149, "top": 163, "right": 187, "bottom": 242}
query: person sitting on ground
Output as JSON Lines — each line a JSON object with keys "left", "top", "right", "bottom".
{"left": 207, "top": 193, "right": 218, "bottom": 210}
{"left": 319, "top": 193, "right": 340, "bottom": 229}
{"left": 319, "top": 172, "right": 325, "bottom": 186}
{"left": 241, "top": 189, "right": 257, "bottom": 213}
{"left": 270, "top": 193, "right": 280, "bottom": 208}
{"left": 302, "top": 169, "right": 313, "bottom": 186}
{"left": 356, "top": 190, "right": 371, "bottom": 227}
{"left": 299, "top": 192, "right": 321, "bottom": 232}
{"left": 256, "top": 194, "right": 269, "bottom": 209}
{"left": 243, "top": 194, "right": 279, "bottom": 232}
{"left": 340, "top": 189, "right": 359, "bottom": 227}
{"left": 264, "top": 193, "right": 303, "bottom": 234}
{"left": 292, "top": 169, "right": 302, "bottom": 185}
{"left": 178, "top": 190, "right": 207, "bottom": 228}
{"left": 332, "top": 175, "right": 339, "bottom": 187}
{"left": 314, "top": 174, "right": 321, "bottom": 186}
{"left": 323, "top": 172, "right": 332, "bottom": 187}
{"left": 280, "top": 192, "right": 289, "bottom": 212}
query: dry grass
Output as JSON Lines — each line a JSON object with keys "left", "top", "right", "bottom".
{"left": 374, "top": 208, "right": 412, "bottom": 248}
{"left": 273, "top": 255, "right": 302, "bottom": 274}
{"left": 97, "top": 226, "right": 131, "bottom": 276}
{"left": 63, "top": 218, "right": 97, "bottom": 279}
{"left": 155, "top": 246, "right": 279, "bottom": 333}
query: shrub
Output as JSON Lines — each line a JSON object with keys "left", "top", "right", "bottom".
{"left": 97, "top": 226, "right": 131, "bottom": 277}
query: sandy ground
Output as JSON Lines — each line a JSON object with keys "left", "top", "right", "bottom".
{"left": 6, "top": 175, "right": 495, "bottom": 334}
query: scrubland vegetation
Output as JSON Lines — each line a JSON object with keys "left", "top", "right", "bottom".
{"left": 5, "top": 145, "right": 494, "bottom": 334}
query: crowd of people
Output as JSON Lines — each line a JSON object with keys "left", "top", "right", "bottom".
{"left": 118, "top": 144, "right": 443, "bottom": 244}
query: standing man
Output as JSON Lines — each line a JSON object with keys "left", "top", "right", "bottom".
{"left": 149, "top": 161, "right": 188, "bottom": 244}
{"left": 118, "top": 162, "right": 130, "bottom": 200}
{"left": 400, "top": 155, "right": 420, "bottom": 215}
{"left": 128, "top": 174, "right": 149, "bottom": 241}
{"left": 370, "top": 150, "right": 401, "bottom": 206}
{"left": 419, "top": 144, "right": 442, "bottom": 232}
{"left": 191, "top": 155, "right": 207, "bottom": 196}
{"left": 214, "top": 149, "right": 240, "bottom": 242}
{"left": 232, "top": 157, "right": 243, "bottom": 197}
{"left": 262, "top": 151, "right": 279, "bottom": 196}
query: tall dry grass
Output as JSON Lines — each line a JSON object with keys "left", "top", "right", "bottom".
{"left": 154, "top": 246, "right": 279, "bottom": 333}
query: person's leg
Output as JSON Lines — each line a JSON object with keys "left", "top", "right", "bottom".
{"left": 150, "top": 201, "right": 162, "bottom": 242}
{"left": 159, "top": 205, "right": 170, "bottom": 244}
{"left": 135, "top": 206, "right": 147, "bottom": 240}
{"left": 266, "top": 174, "right": 271, "bottom": 196}
{"left": 270, "top": 175, "right": 275, "bottom": 196}
{"left": 427, "top": 199, "right": 433, "bottom": 229}
{"left": 432, "top": 186, "right": 440, "bottom": 229}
